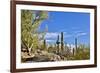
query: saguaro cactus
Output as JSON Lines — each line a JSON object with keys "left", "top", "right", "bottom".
{"left": 61, "top": 32, "right": 64, "bottom": 52}
{"left": 73, "top": 48, "right": 75, "bottom": 56}
{"left": 75, "top": 38, "right": 78, "bottom": 53}
{"left": 56, "top": 35, "right": 60, "bottom": 54}
{"left": 43, "top": 39, "right": 46, "bottom": 50}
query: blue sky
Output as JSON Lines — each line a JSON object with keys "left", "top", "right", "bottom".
{"left": 38, "top": 11, "right": 90, "bottom": 45}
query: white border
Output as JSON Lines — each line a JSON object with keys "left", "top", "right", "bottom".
{"left": 16, "top": 4, "right": 94, "bottom": 69}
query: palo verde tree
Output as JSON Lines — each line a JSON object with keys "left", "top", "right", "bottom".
{"left": 21, "top": 10, "right": 48, "bottom": 53}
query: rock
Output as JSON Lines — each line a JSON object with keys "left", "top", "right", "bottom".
{"left": 32, "top": 55, "right": 50, "bottom": 62}
{"left": 21, "top": 50, "right": 62, "bottom": 62}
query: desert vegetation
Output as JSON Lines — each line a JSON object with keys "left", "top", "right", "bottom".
{"left": 21, "top": 10, "right": 90, "bottom": 63}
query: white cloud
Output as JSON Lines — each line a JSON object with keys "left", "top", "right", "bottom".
{"left": 46, "top": 39, "right": 56, "bottom": 43}
{"left": 77, "top": 32, "right": 87, "bottom": 37}
{"left": 74, "top": 30, "right": 82, "bottom": 34}
{"left": 66, "top": 44, "right": 75, "bottom": 49}
{"left": 44, "top": 32, "right": 73, "bottom": 40}
{"left": 44, "top": 32, "right": 60, "bottom": 39}
{"left": 63, "top": 32, "right": 72, "bottom": 38}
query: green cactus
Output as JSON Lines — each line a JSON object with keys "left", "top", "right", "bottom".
{"left": 56, "top": 35, "right": 60, "bottom": 53}
{"left": 61, "top": 32, "right": 64, "bottom": 52}
{"left": 43, "top": 39, "right": 46, "bottom": 50}
{"left": 75, "top": 38, "right": 78, "bottom": 53}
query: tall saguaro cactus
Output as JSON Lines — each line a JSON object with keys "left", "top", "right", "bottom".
{"left": 75, "top": 38, "right": 78, "bottom": 53}
{"left": 56, "top": 35, "right": 60, "bottom": 54}
{"left": 61, "top": 32, "right": 64, "bottom": 52}
{"left": 43, "top": 39, "right": 46, "bottom": 50}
